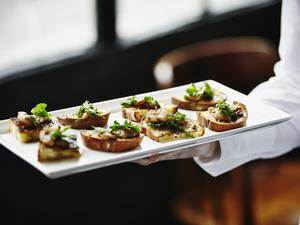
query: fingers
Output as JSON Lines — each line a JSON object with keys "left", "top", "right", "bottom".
{"left": 132, "top": 154, "right": 161, "bottom": 166}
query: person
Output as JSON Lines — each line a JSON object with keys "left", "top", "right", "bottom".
{"left": 134, "top": 0, "right": 300, "bottom": 176}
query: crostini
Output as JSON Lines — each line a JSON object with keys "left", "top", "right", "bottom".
{"left": 9, "top": 103, "right": 52, "bottom": 143}
{"left": 57, "top": 100, "right": 109, "bottom": 129}
{"left": 198, "top": 100, "right": 248, "bottom": 132}
{"left": 81, "top": 120, "right": 143, "bottom": 152}
{"left": 172, "top": 82, "right": 227, "bottom": 110}
{"left": 121, "top": 95, "right": 177, "bottom": 122}
{"left": 141, "top": 109, "right": 204, "bottom": 142}
{"left": 38, "top": 126, "right": 81, "bottom": 162}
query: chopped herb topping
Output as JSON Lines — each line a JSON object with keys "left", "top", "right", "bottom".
{"left": 121, "top": 96, "right": 137, "bottom": 108}
{"left": 31, "top": 103, "right": 51, "bottom": 118}
{"left": 185, "top": 83, "right": 199, "bottom": 97}
{"left": 148, "top": 112, "right": 187, "bottom": 132}
{"left": 110, "top": 120, "right": 140, "bottom": 133}
{"left": 199, "top": 82, "right": 214, "bottom": 100}
{"left": 143, "top": 96, "right": 160, "bottom": 108}
{"left": 185, "top": 82, "right": 214, "bottom": 100}
{"left": 216, "top": 100, "right": 235, "bottom": 117}
{"left": 50, "top": 126, "right": 76, "bottom": 140}
{"left": 76, "top": 101, "right": 102, "bottom": 118}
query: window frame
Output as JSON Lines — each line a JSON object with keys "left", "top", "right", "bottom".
{"left": 0, "top": 0, "right": 280, "bottom": 85}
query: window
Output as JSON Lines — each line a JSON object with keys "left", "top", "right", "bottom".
{"left": 0, "top": 0, "right": 97, "bottom": 76}
{"left": 116, "top": 0, "right": 275, "bottom": 42}
{"left": 207, "top": 0, "right": 274, "bottom": 14}
{"left": 116, "top": 0, "right": 205, "bottom": 41}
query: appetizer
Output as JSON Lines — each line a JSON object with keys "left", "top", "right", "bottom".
{"left": 141, "top": 109, "right": 204, "bottom": 142}
{"left": 172, "top": 82, "right": 227, "bottom": 110}
{"left": 121, "top": 95, "right": 177, "bottom": 122}
{"left": 81, "top": 120, "right": 143, "bottom": 152}
{"left": 57, "top": 100, "right": 109, "bottom": 129}
{"left": 9, "top": 103, "right": 52, "bottom": 143}
{"left": 198, "top": 100, "right": 248, "bottom": 132}
{"left": 38, "top": 126, "right": 81, "bottom": 162}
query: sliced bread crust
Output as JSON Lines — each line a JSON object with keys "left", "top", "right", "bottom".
{"left": 81, "top": 131, "right": 143, "bottom": 152}
{"left": 38, "top": 143, "right": 81, "bottom": 162}
{"left": 57, "top": 112, "right": 110, "bottom": 129}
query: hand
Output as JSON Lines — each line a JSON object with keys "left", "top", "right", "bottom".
{"left": 133, "top": 141, "right": 220, "bottom": 166}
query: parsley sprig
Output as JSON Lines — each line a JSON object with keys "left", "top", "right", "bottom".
{"left": 110, "top": 120, "right": 140, "bottom": 133}
{"left": 216, "top": 100, "right": 235, "bottom": 117}
{"left": 148, "top": 112, "right": 187, "bottom": 132}
{"left": 121, "top": 96, "right": 159, "bottom": 108}
{"left": 50, "top": 126, "right": 76, "bottom": 140}
{"left": 143, "top": 96, "right": 160, "bottom": 108}
{"left": 31, "top": 103, "right": 51, "bottom": 119}
{"left": 199, "top": 82, "right": 214, "bottom": 100}
{"left": 185, "top": 82, "right": 214, "bottom": 100}
{"left": 186, "top": 83, "right": 199, "bottom": 97}
{"left": 121, "top": 96, "right": 137, "bottom": 108}
{"left": 76, "top": 101, "right": 102, "bottom": 118}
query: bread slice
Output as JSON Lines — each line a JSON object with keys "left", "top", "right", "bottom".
{"left": 141, "top": 118, "right": 204, "bottom": 142}
{"left": 38, "top": 143, "right": 81, "bottom": 162}
{"left": 197, "top": 101, "right": 248, "bottom": 132}
{"left": 57, "top": 112, "right": 110, "bottom": 129}
{"left": 122, "top": 104, "right": 178, "bottom": 122}
{"left": 81, "top": 131, "right": 143, "bottom": 152}
{"left": 38, "top": 128, "right": 81, "bottom": 162}
{"left": 172, "top": 90, "right": 227, "bottom": 111}
{"left": 9, "top": 118, "right": 41, "bottom": 143}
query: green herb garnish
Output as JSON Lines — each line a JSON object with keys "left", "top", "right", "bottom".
{"left": 121, "top": 96, "right": 137, "bottom": 108}
{"left": 148, "top": 112, "right": 187, "bottom": 132}
{"left": 31, "top": 103, "right": 51, "bottom": 118}
{"left": 50, "top": 126, "right": 75, "bottom": 140}
{"left": 143, "top": 96, "right": 159, "bottom": 108}
{"left": 110, "top": 120, "right": 140, "bottom": 133}
{"left": 216, "top": 100, "right": 235, "bottom": 117}
{"left": 185, "top": 82, "right": 214, "bottom": 100}
{"left": 186, "top": 83, "right": 199, "bottom": 97}
{"left": 76, "top": 100, "right": 102, "bottom": 118}
{"left": 199, "top": 82, "right": 214, "bottom": 100}
{"left": 148, "top": 120, "right": 184, "bottom": 132}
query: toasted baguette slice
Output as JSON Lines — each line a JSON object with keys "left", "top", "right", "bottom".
{"left": 122, "top": 104, "right": 178, "bottom": 122}
{"left": 81, "top": 131, "right": 143, "bottom": 152}
{"left": 141, "top": 118, "right": 204, "bottom": 142}
{"left": 57, "top": 112, "right": 110, "bottom": 129}
{"left": 38, "top": 128, "right": 81, "bottom": 162}
{"left": 38, "top": 143, "right": 81, "bottom": 162}
{"left": 197, "top": 101, "right": 248, "bottom": 132}
{"left": 9, "top": 118, "right": 41, "bottom": 143}
{"left": 172, "top": 90, "right": 227, "bottom": 111}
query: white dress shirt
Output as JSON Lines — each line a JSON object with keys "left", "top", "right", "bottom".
{"left": 194, "top": 0, "right": 300, "bottom": 176}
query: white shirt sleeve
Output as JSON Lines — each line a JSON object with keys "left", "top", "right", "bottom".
{"left": 194, "top": 0, "right": 300, "bottom": 177}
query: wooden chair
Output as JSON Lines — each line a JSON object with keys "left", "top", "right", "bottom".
{"left": 153, "top": 36, "right": 279, "bottom": 94}
{"left": 153, "top": 36, "right": 280, "bottom": 225}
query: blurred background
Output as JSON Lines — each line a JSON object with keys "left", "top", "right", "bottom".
{"left": 0, "top": 0, "right": 299, "bottom": 225}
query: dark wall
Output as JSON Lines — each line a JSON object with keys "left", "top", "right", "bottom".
{"left": 0, "top": 2, "right": 281, "bottom": 225}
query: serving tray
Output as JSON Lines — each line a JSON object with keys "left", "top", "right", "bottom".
{"left": 0, "top": 80, "right": 291, "bottom": 178}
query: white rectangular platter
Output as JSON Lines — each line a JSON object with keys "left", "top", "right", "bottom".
{"left": 0, "top": 80, "right": 291, "bottom": 178}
